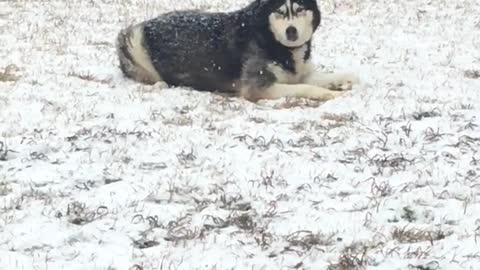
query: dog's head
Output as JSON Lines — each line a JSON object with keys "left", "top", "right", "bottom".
{"left": 260, "top": 0, "right": 321, "bottom": 48}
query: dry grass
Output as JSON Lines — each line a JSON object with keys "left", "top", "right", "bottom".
{"left": 0, "top": 64, "right": 20, "bottom": 82}
{"left": 0, "top": 141, "right": 9, "bottom": 161}
{"left": 327, "top": 243, "right": 372, "bottom": 270}
{"left": 401, "top": 206, "right": 417, "bottom": 222}
{"left": 0, "top": 181, "right": 12, "bottom": 196}
{"left": 285, "top": 230, "right": 335, "bottom": 251}
{"left": 464, "top": 69, "right": 480, "bottom": 79}
{"left": 321, "top": 112, "right": 359, "bottom": 128}
{"left": 391, "top": 226, "right": 452, "bottom": 244}
{"left": 274, "top": 97, "right": 324, "bottom": 109}
{"left": 412, "top": 109, "right": 441, "bottom": 120}
{"left": 67, "top": 71, "right": 112, "bottom": 84}
{"left": 368, "top": 154, "right": 415, "bottom": 176}
{"left": 60, "top": 202, "right": 110, "bottom": 226}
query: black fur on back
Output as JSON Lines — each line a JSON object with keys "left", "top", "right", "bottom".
{"left": 141, "top": 0, "right": 321, "bottom": 92}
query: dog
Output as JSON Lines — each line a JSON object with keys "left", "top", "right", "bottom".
{"left": 116, "top": 0, "right": 359, "bottom": 102}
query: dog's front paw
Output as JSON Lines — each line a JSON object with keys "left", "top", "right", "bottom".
{"left": 327, "top": 73, "right": 360, "bottom": 91}
{"left": 323, "top": 89, "right": 345, "bottom": 100}
{"left": 305, "top": 86, "right": 345, "bottom": 101}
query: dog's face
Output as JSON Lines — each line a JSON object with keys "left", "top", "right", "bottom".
{"left": 266, "top": 0, "right": 320, "bottom": 48}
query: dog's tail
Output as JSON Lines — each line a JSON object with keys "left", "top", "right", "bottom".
{"left": 116, "top": 24, "right": 162, "bottom": 84}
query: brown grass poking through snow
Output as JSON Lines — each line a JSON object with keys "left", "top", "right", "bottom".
{"left": 327, "top": 242, "right": 372, "bottom": 270}
{"left": 0, "top": 64, "right": 20, "bottom": 82}
{"left": 391, "top": 226, "right": 452, "bottom": 244}
{"left": 67, "top": 71, "right": 112, "bottom": 84}
{"left": 464, "top": 69, "right": 480, "bottom": 79}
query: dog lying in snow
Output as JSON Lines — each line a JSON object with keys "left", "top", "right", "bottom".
{"left": 116, "top": 0, "right": 359, "bottom": 102}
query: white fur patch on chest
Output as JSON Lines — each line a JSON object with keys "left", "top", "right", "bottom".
{"left": 267, "top": 45, "right": 313, "bottom": 84}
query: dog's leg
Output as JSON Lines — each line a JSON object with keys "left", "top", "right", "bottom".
{"left": 303, "top": 69, "right": 360, "bottom": 91}
{"left": 241, "top": 83, "right": 344, "bottom": 102}
{"left": 240, "top": 58, "right": 346, "bottom": 102}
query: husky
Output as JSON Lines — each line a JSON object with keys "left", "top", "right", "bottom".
{"left": 116, "top": 0, "right": 359, "bottom": 102}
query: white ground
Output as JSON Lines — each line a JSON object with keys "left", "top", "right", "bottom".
{"left": 1, "top": 0, "right": 480, "bottom": 269}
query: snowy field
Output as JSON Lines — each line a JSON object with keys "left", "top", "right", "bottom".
{"left": 1, "top": 0, "right": 480, "bottom": 269}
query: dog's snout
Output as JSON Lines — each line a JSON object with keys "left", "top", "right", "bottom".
{"left": 285, "top": 26, "right": 298, "bottom": 41}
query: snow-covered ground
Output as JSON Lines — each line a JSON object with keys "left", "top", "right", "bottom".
{"left": 1, "top": 0, "right": 480, "bottom": 269}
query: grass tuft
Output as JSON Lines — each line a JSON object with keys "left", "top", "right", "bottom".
{"left": 392, "top": 226, "right": 451, "bottom": 244}
{"left": 0, "top": 64, "right": 20, "bottom": 82}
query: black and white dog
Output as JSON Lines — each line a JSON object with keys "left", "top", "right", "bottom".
{"left": 117, "top": 0, "right": 359, "bottom": 102}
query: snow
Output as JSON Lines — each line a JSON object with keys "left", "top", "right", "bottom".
{"left": 1, "top": 0, "right": 480, "bottom": 269}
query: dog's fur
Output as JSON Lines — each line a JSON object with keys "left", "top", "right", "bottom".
{"left": 117, "top": 0, "right": 359, "bottom": 102}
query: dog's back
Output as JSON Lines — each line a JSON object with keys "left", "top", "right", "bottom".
{"left": 117, "top": 10, "right": 253, "bottom": 91}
